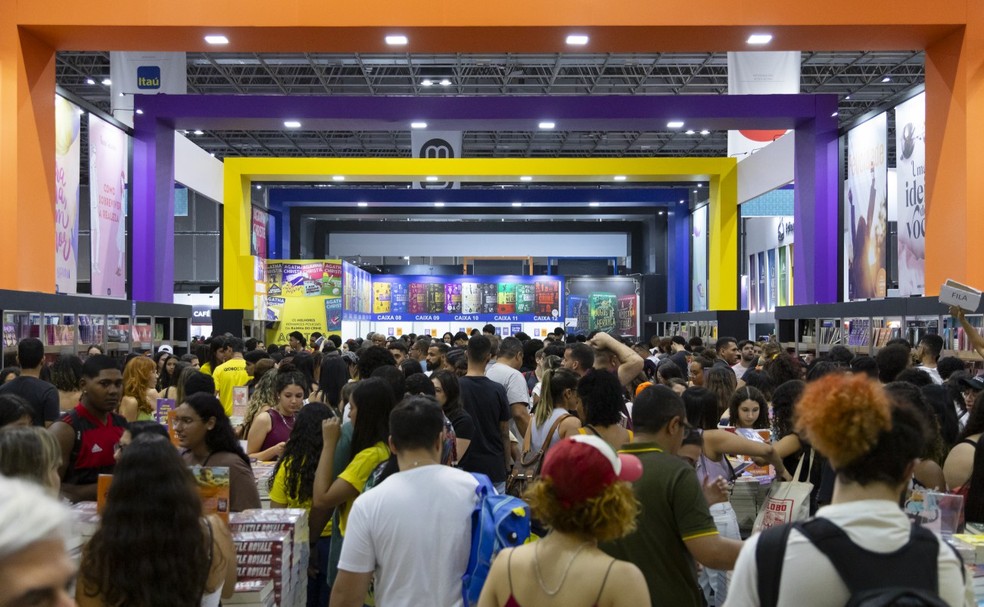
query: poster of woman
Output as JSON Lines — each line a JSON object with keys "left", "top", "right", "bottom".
{"left": 845, "top": 113, "right": 888, "bottom": 301}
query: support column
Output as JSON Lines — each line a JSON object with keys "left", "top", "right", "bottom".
{"left": 925, "top": 20, "right": 984, "bottom": 294}
{"left": 793, "top": 98, "right": 839, "bottom": 304}
{"left": 708, "top": 159, "right": 739, "bottom": 310}
{"left": 222, "top": 160, "right": 255, "bottom": 310}
{"left": 131, "top": 118, "right": 175, "bottom": 302}
{"left": 0, "top": 25, "right": 56, "bottom": 291}
{"left": 666, "top": 207, "right": 692, "bottom": 312}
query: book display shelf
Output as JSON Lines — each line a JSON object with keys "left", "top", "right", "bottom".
{"left": 775, "top": 297, "right": 983, "bottom": 365}
{"left": 646, "top": 311, "right": 750, "bottom": 346}
{"left": 1, "top": 290, "right": 191, "bottom": 363}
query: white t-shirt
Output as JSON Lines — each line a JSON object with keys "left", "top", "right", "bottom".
{"left": 724, "top": 499, "right": 973, "bottom": 607}
{"left": 917, "top": 365, "right": 944, "bottom": 385}
{"left": 732, "top": 362, "right": 753, "bottom": 381}
{"left": 486, "top": 361, "right": 531, "bottom": 440}
{"left": 338, "top": 464, "right": 479, "bottom": 607}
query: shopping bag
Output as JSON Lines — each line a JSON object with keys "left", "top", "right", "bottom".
{"left": 752, "top": 449, "right": 814, "bottom": 534}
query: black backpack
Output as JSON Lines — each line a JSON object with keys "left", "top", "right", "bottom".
{"left": 755, "top": 518, "right": 962, "bottom": 607}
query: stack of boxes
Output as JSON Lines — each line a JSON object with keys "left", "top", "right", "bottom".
{"left": 230, "top": 509, "right": 310, "bottom": 607}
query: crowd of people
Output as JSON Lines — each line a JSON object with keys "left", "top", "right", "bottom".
{"left": 0, "top": 322, "right": 980, "bottom": 606}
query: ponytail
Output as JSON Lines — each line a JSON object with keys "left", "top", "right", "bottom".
{"left": 536, "top": 368, "right": 581, "bottom": 428}
{"left": 537, "top": 369, "right": 558, "bottom": 427}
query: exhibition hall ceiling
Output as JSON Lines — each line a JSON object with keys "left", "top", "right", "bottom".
{"left": 57, "top": 50, "right": 923, "bottom": 160}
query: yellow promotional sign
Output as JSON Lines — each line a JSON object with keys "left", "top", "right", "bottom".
{"left": 264, "top": 259, "right": 342, "bottom": 346}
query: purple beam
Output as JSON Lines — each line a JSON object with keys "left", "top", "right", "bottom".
{"left": 793, "top": 96, "right": 840, "bottom": 305}
{"left": 131, "top": 118, "right": 175, "bottom": 303}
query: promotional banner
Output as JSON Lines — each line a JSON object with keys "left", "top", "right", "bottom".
{"left": 692, "top": 205, "right": 708, "bottom": 311}
{"left": 411, "top": 130, "right": 462, "bottom": 189}
{"left": 565, "top": 276, "right": 640, "bottom": 337}
{"left": 845, "top": 113, "right": 888, "bottom": 300}
{"left": 370, "top": 275, "right": 562, "bottom": 323}
{"left": 110, "top": 52, "right": 187, "bottom": 126}
{"left": 727, "top": 52, "right": 801, "bottom": 159}
{"left": 895, "top": 93, "right": 926, "bottom": 296}
{"left": 88, "top": 114, "right": 128, "bottom": 298}
{"left": 342, "top": 261, "right": 373, "bottom": 321}
{"left": 265, "top": 260, "right": 342, "bottom": 343}
{"left": 250, "top": 208, "right": 268, "bottom": 257}
{"left": 55, "top": 96, "right": 82, "bottom": 294}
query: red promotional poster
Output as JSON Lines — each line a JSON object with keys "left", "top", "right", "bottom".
{"left": 251, "top": 208, "right": 268, "bottom": 258}
{"left": 616, "top": 295, "right": 637, "bottom": 336}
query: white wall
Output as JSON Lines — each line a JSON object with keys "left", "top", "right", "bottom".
{"left": 745, "top": 216, "right": 794, "bottom": 259}
{"left": 328, "top": 232, "right": 628, "bottom": 258}
{"left": 737, "top": 131, "right": 795, "bottom": 203}
{"left": 174, "top": 132, "right": 224, "bottom": 204}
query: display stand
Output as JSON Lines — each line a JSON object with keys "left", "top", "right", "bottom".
{"left": 775, "top": 297, "right": 982, "bottom": 364}
{"left": 1, "top": 289, "right": 191, "bottom": 363}
{"left": 645, "top": 311, "right": 750, "bottom": 346}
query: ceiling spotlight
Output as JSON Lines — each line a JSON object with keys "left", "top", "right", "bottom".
{"left": 694, "top": 189, "right": 698, "bottom": 193}
{"left": 697, "top": 184, "right": 703, "bottom": 188}
{"left": 685, "top": 129, "right": 695, "bottom": 135}
{"left": 209, "top": 153, "right": 215, "bottom": 157}
{"left": 426, "top": 176, "right": 439, "bottom": 182}
{"left": 193, "top": 130, "right": 204, "bottom": 136}
{"left": 882, "top": 76, "right": 891, "bottom": 82}
{"left": 747, "top": 33, "right": 773, "bottom": 45}
{"left": 589, "top": 202, "right": 600, "bottom": 207}
{"left": 332, "top": 175, "right": 345, "bottom": 182}
{"left": 135, "top": 109, "right": 143, "bottom": 115}
{"left": 566, "top": 34, "right": 589, "bottom": 45}
{"left": 357, "top": 202, "right": 368, "bottom": 207}
{"left": 204, "top": 35, "right": 229, "bottom": 45}
{"left": 520, "top": 176, "right": 533, "bottom": 182}
{"left": 613, "top": 175, "right": 627, "bottom": 182}
{"left": 434, "top": 202, "right": 445, "bottom": 207}
{"left": 101, "top": 78, "right": 112, "bottom": 86}
{"left": 410, "top": 122, "right": 427, "bottom": 129}
{"left": 284, "top": 120, "right": 302, "bottom": 128}
{"left": 403, "top": 256, "right": 410, "bottom": 260}
{"left": 421, "top": 79, "right": 434, "bottom": 87}
{"left": 385, "top": 35, "right": 408, "bottom": 45}
{"left": 512, "top": 202, "right": 523, "bottom": 207}
{"left": 439, "top": 79, "right": 452, "bottom": 87}
{"left": 700, "top": 129, "right": 710, "bottom": 135}
{"left": 538, "top": 121, "right": 556, "bottom": 130}
{"left": 845, "top": 95, "right": 851, "bottom": 100}
{"left": 679, "top": 200, "right": 685, "bottom": 204}
{"left": 831, "top": 111, "right": 839, "bottom": 117}
{"left": 658, "top": 211, "right": 665, "bottom": 215}
{"left": 86, "top": 78, "right": 95, "bottom": 85}
{"left": 667, "top": 120, "right": 685, "bottom": 129}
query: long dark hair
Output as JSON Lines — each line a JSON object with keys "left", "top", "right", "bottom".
{"left": 183, "top": 393, "right": 250, "bottom": 466}
{"left": 81, "top": 433, "right": 210, "bottom": 607}
{"left": 728, "top": 386, "right": 769, "bottom": 429}
{"left": 318, "top": 357, "right": 350, "bottom": 410}
{"left": 268, "top": 402, "right": 334, "bottom": 503}
{"left": 682, "top": 386, "right": 719, "bottom": 430}
{"left": 431, "top": 370, "right": 462, "bottom": 418}
{"left": 350, "top": 377, "right": 396, "bottom": 460}
{"left": 961, "top": 393, "right": 984, "bottom": 522}
{"left": 771, "top": 380, "right": 806, "bottom": 439}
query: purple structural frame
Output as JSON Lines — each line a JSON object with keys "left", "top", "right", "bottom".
{"left": 131, "top": 94, "right": 838, "bottom": 309}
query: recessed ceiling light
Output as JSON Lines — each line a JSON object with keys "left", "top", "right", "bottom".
{"left": 193, "top": 130, "right": 204, "bottom": 135}
{"left": 831, "top": 111, "right": 839, "bottom": 117}
{"left": 613, "top": 175, "right": 627, "bottom": 181}
{"left": 284, "top": 120, "right": 302, "bottom": 128}
{"left": 357, "top": 202, "right": 368, "bottom": 207}
{"left": 101, "top": 78, "right": 112, "bottom": 86}
{"left": 512, "top": 202, "right": 523, "bottom": 207}
{"left": 410, "top": 122, "right": 427, "bottom": 129}
{"left": 421, "top": 79, "right": 434, "bottom": 87}
{"left": 566, "top": 34, "right": 589, "bottom": 45}
{"left": 882, "top": 76, "right": 891, "bottom": 82}
{"left": 385, "top": 35, "right": 408, "bottom": 45}
{"left": 204, "top": 35, "right": 229, "bottom": 45}
{"left": 693, "top": 189, "right": 698, "bottom": 193}
{"left": 403, "top": 256, "right": 410, "bottom": 260}
{"left": 538, "top": 121, "right": 556, "bottom": 130}
{"left": 426, "top": 176, "right": 438, "bottom": 182}
{"left": 434, "top": 202, "right": 445, "bottom": 207}
{"left": 658, "top": 211, "right": 665, "bottom": 215}
{"left": 255, "top": 185, "right": 262, "bottom": 190}
{"left": 209, "top": 153, "right": 215, "bottom": 157}
{"left": 118, "top": 92, "right": 125, "bottom": 97}
{"left": 845, "top": 95, "right": 851, "bottom": 100}
{"left": 747, "top": 33, "right": 773, "bottom": 45}
{"left": 520, "top": 176, "right": 533, "bottom": 182}
{"left": 589, "top": 202, "right": 600, "bottom": 207}
{"left": 667, "top": 120, "right": 685, "bottom": 128}
{"left": 439, "top": 79, "right": 452, "bottom": 87}
{"left": 135, "top": 109, "right": 143, "bottom": 115}
{"left": 697, "top": 184, "right": 703, "bottom": 188}
{"left": 86, "top": 78, "right": 95, "bottom": 85}
{"left": 700, "top": 129, "right": 710, "bottom": 135}
{"left": 332, "top": 175, "right": 345, "bottom": 182}
{"left": 685, "top": 129, "right": 695, "bottom": 135}
{"left": 679, "top": 200, "right": 685, "bottom": 204}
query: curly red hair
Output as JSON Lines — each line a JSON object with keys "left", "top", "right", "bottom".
{"left": 795, "top": 374, "right": 891, "bottom": 470}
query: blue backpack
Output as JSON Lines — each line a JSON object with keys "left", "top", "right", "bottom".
{"left": 461, "top": 473, "right": 531, "bottom": 606}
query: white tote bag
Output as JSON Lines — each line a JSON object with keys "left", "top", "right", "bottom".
{"left": 752, "top": 449, "right": 815, "bottom": 534}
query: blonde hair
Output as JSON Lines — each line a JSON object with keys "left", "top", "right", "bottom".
{"left": 242, "top": 371, "right": 279, "bottom": 437}
{"left": 0, "top": 427, "right": 61, "bottom": 491}
{"left": 536, "top": 367, "right": 579, "bottom": 427}
{"left": 123, "top": 356, "right": 156, "bottom": 415}
{"left": 0, "top": 475, "right": 69, "bottom": 560}
{"left": 524, "top": 478, "right": 639, "bottom": 542}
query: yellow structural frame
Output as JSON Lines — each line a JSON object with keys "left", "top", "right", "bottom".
{"left": 223, "top": 157, "right": 738, "bottom": 311}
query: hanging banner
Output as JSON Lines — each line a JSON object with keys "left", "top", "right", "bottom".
{"left": 411, "top": 130, "right": 462, "bottom": 189}
{"left": 845, "top": 113, "right": 888, "bottom": 301}
{"left": 264, "top": 260, "right": 342, "bottom": 343}
{"left": 89, "top": 114, "right": 128, "bottom": 298}
{"left": 55, "top": 96, "right": 82, "bottom": 294}
{"left": 250, "top": 208, "right": 268, "bottom": 257}
{"left": 110, "top": 52, "right": 187, "bottom": 126}
{"left": 342, "top": 261, "right": 373, "bottom": 321}
{"left": 727, "top": 52, "right": 801, "bottom": 160}
{"left": 692, "top": 205, "right": 708, "bottom": 311}
{"left": 895, "top": 93, "right": 926, "bottom": 296}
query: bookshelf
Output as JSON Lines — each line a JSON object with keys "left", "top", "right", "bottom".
{"left": 645, "top": 310, "right": 750, "bottom": 345}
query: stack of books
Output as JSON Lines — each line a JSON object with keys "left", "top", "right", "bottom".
{"left": 226, "top": 580, "right": 275, "bottom": 607}
{"left": 230, "top": 509, "right": 310, "bottom": 607}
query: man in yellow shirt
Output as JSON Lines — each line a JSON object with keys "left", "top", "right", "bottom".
{"left": 213, "top": 337, "right": 250, "bottom": 417}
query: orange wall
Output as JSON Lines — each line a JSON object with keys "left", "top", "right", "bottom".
{"left": 0, "top": 1, "right": 980, "bottom": 294}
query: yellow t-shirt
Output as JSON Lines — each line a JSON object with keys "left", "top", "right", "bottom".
{"left": 268, "top": 457, "right": 332, "bottom": 537}
{"left": 199, "top": 362, "right": 213, "bottom": 376}
{"left": 213, "top": 358, "right": 250, "bottom": 417}
{"left": 336, "top": 441, "right": 390, "bottom": 536}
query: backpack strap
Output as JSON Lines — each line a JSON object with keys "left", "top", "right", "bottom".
{"left": 755, "top": 523, "right": 794, "bottom": 607}
{"left": 540, "top": 414, "right": 572, "bottom": 453}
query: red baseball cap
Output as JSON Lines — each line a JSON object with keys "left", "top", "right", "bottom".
{"left": 541, "top": 435, "right": 643, "bottom": 507}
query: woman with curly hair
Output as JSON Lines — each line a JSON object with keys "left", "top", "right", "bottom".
{"left": 247, "top": 371, "right": 308, "bottom": 461}
{"left": 175, "top": 393, "right": 261, "bottom": 512}
{"left": 240, "top": 370, "right": 279, "bottom": 439}
{"left": 478, "top": 434, "right": 650, "bottom": 607}
{"left": 728, "top": 386, "right": 770, "bottom": 431}
{"left": 49, "top": 354, "right": 83, "bottom": 412}
{"left": 268, "top": 402, "right": 336, "bottom": 607}
{"left": 728, "top": 373, "right": 969, "bottom": 606}
{"left": 119, "top": 355, "right": 159, "bottom": 422}
{"left": 77, "top": 433, "right": 236, "bottom": 607}
{"left": 703, "top": 366, "right": 737, "bottom": 424}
